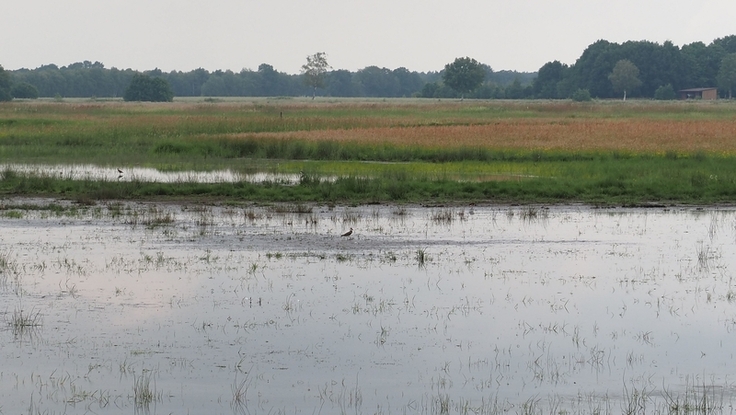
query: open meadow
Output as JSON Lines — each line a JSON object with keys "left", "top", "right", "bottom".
{"left": 1, "top": 97, "right": 736, "bottom": 204}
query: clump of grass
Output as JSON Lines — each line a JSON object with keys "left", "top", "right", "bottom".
{"left": 697, "top": 241, "right": 712, "bottom": 270}
{"left": 392, "top": 206, "right": 408, "bottom": 216}
{"left": 342, "top": 209, "right": 360, "bottom": 224}
{"left": 2, "top": 210, "right": 23, "bottom": 219}
{"left": 265, "top": 252, "right": 283, "bottom": 260}
{"left": 270, "top": 203, "right": 312, "bottom": 214}
{"left": 243, "top": 208, "right": 262, "bottom": 222}
{"left": 232, "top": 374, "right": 251, "bottom": 414}
{"left": 431, "top": 209, "right": 453, "bottom": 224}
{"left": 416, "top": 248, "right": 428, "bottom": 269}
{"left": 9, "top": 307, "right": 42, "bottom": 337}
{"left": 662, "top": 378, "right": 723, "bottom": 415}
{"left": 520, "top": 206, "right": 538, "bottom": 221}
{"left": 133, "top": 371, "right": 160, "bottom": 408}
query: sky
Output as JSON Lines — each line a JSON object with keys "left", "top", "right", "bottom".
{"left": 4, "top": 0, "right": 736, "bottom": 75}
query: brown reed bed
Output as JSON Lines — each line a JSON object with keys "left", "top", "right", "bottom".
{"left": 231, "top": 118, "right": 736, "bottom": 154}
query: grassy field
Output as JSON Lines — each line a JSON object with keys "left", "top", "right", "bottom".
{"left": 1, "top": 97, "right": 736, "bottom": 204}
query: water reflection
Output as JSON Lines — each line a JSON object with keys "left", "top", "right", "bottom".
{"left": 0, "top": 163, "right": 302, "bottom": 184}
{"left": 1, "top": 203, "right": 736, "bottom": 414}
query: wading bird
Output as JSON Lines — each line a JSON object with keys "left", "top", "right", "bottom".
{"left": 341, "top": 228, "right": 353, "bottom": 237}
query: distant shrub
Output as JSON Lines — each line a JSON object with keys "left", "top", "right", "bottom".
{"left": 571, "top": 88, "right": 592, "bottom": 102}
{"left": 654, "top": 84, "right": 676, "bottom": 100}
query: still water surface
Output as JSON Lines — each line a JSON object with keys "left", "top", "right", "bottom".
{"left": 1, "top": 201, "right": 736, "bottom": 414}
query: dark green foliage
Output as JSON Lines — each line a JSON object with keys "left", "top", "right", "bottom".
{"left": 11, "top": 82, "right": 39, "bottom": 99}
{"left": 571, "top": 89, "right": 592, "bottom": 102}
{"left": 442, "top": 57, "right": 486, "bottom": 98}
{"left": 124, "top": 74, "right": 174, "bottom": 102}
{"left": 717, "top": 53, "right": 736, "bottom": 98}
{"left": 0, "top": 65, "right": 11, "bottom": 101}
{"left": 654, "top": 84, "right": 676, "bottom": 100}
{"left": 533, "top": 61, "right": 569, "bottom": 98}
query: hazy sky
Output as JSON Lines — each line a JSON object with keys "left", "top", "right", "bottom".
{"left": 4, "top": 0, "right": 735, "bottom": 74}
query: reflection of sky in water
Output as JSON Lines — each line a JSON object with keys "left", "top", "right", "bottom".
{"left": 0, "top": 163, "right": 301, "bottom": 184}
{"left": 2, "top": 204, "right": 736, "bottom": 413}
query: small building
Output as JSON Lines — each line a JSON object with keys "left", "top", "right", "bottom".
{"left": 678, "top": 87, "right": 718, "bottom": 100}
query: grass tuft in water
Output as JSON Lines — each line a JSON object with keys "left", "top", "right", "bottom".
{"left": 416, "top": 248, "right": 428, "bottom": 269}
{"left": 7, "top": 307, "right": 42, "bottom": 339}
{"left": 133, "top": 371, "right": 160, "bottom": 408}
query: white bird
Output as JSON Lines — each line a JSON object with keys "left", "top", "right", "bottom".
{"left": 117, "top": 168, "right": 123, "bottom": 174}
{"left": 341, "top": 228, "right": 353, "bottom": 237}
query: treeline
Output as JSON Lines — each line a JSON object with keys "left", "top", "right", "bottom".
{"left": 533, "top": 36, "right": 736, "bottom": 99}
{"left": 4, "top": 61, "right": 533, "bottom": 99}
{"left": 3, "top": 34, "right": 736, "bottom": 100}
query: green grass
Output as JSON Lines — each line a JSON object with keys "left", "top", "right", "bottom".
{"left": 2, "top": 99, "right": 736, "bottom": 205}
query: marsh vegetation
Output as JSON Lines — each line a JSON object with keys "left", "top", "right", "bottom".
{"left": 2, "top": 99, "right": 736, "bottom": 204}
{"left": 2, "top": 200, "right": 736, "bottom": 413}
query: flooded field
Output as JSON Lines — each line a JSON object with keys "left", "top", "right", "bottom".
{"left": 2, "top": 200, "right": 736, "bottom": 414}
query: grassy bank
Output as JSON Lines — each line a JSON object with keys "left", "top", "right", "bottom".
{"left": 1, "top": 98, "right": 736, "bottom": 204}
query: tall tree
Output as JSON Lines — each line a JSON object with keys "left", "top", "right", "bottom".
{"left": 609, "top": 59, "right": 642, "bottom": 100}
{"left": 301, "top": 52, "right": 331, "bottom": 99}
{"left": 442, "top": 57, "right": 485, "bottom": 100}
{"left": 123, "top": 73, "right": 173, "bottom": 102}
{"left": 533, "top": 61, "right": 567, "bottom": 98}
{"left": 0, "top": 65, "right": 13, "bottom": 101}
{"left": 717, "top": 53, "right": 736, "bottom": 98}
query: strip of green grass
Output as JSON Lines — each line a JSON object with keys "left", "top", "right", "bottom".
{"left": 2, "top": 156, "right": 735, "bottom": 205}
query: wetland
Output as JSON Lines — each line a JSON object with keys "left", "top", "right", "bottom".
{"left": 3, "top": 200, "right": 736, "bottom": 414}
{"left": 3, "top": 98, "right": 736, "bottom": 414}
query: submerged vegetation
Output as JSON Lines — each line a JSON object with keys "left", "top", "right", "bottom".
{"left": 1, "top": 98, "right": 736, "bottom": 204}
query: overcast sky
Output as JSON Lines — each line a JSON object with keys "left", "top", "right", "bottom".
{"left": 4, "top": 0, "right": 735, "bottom": 74}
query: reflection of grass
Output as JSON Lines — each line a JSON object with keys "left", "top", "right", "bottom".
{"left": 9, "top": 307, "right": 42, "bottom": 337}
{"left": 430, "top": 209, "right": 453, "bottom": 224}
{"left": 416, "top": 248, "right": 428, "bottom": 269}
{"left": 133, "top": 371, "right": 161, "bottom": 408}
{"left": 697, "top": 241, "right": 712, "bottom": 270}
{"left": 231, "top": 373, "right": 251, "bottom": 415}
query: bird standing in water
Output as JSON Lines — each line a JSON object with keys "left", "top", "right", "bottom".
{"left": 341, "top": 228, "right": 353, "bottom": 237}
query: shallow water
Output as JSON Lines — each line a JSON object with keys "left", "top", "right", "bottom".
{"left": 0, "top": 163, "right": 301, "bottom": 184}
{"left": 2, "top": 201, "right": 736, "bottom": 414}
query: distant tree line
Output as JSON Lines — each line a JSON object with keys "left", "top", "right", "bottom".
{"left": 2, "top": 60, "right": 533, "bottom": 100}
{"left": 533, "top": 35, "right": 736, "bottom": 99}
{"left": 1, "top": 34, "right": 735, "bottom": 101}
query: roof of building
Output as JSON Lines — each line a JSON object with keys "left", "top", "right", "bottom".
{"left": 678, "top": 87, "right": 717, "bottom": 92}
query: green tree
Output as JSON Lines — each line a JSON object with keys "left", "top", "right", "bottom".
{"left": 533, "top": 61, "right": 567, "bottom": 98}
{"left": 11, "top": 82, "right": 39, "bottom": 99}
{"left": 301, "top": 52, "right": 330, "bottom": 99}
{"left": 654, "top": 84, "right": 676, "bottom": 100}
{"left": 717, "top": 53, "right": 736, "bottom": 98}
{"left": 325, "top": 70, "right": 358, "bottom": 97}
{"left": 442, "top": 57, "right": 485, "bottom": 100}
{"left": 609, "top": 59, "right": 642, "bottom": 100}
{"left": 354, "top": 66, "right": 400, "bottom": 97}
{"left": 123, "top": 74, "right": 173, "bottom": 102}
{"left": 0, "top": 65, "right": 12, "bottom": 101}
